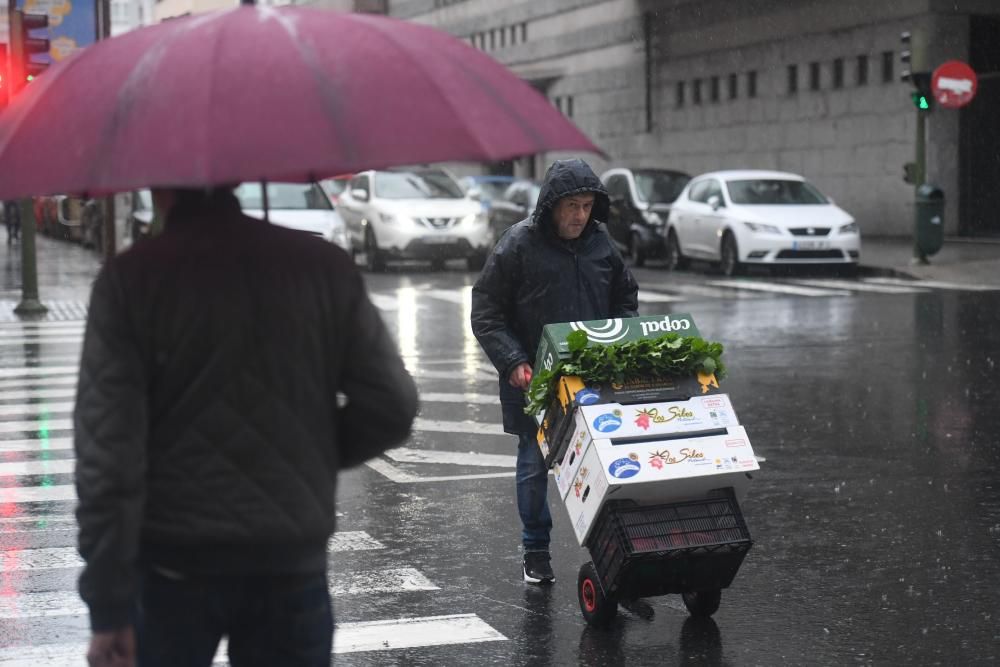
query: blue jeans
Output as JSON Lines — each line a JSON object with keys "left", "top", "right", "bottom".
{"left": 516, "top": 432, "right": 552, "bottom": 551}
{"left": 135, "top": 569, "right": 333, "bottom": 667}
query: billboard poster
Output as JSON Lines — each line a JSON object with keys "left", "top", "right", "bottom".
{"left": 17, "top": 0, "right": 97, "bottom": 63}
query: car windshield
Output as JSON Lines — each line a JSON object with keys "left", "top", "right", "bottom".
{"left": 322, "top": 178, "right": 349, "bottom": 196}
{"left": 476, "top": 181, "right": 513, "bottom": 200}
{"left": 634, "top": 171, "right": 690, "bottom": 204}
{"left": 726, "top": 179, "right": 828, "bottom": 205}
{"left": 375, "top": 172, "right": 464, "bottom": 199}
{"left": 233, "top": 183, "right": 332, "bottom": 210}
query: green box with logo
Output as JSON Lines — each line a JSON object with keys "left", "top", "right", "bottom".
{"left": 532, "top": 314, "right": 701, "bottom": 377}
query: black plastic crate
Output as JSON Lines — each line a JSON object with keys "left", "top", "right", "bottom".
{"left": 586, "top": 489, "right": 753, "bottom": 599}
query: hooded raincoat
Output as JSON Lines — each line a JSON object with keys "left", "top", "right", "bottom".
{"left": 471, "top": 159, "right": 639, "bottom": 435}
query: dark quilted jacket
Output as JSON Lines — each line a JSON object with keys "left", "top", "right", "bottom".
{"left": 471, "top": 159, "right": 639, "bottom": 434}
{"left": 74, "top": 193, "right": 418, "bottom": 632}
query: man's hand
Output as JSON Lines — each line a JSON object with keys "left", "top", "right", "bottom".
{"left": 87, "top": 627, "right": 136, "bottom": 667}
{"left": 508, "top": 363, "right": 533, "bottom": 390}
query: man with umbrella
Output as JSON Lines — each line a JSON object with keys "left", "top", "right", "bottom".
{"left": 74, "top": 185, "right": 419, "bottom": 666}
{"left": 471, "top": 158, "right": 639, "bottom": 584}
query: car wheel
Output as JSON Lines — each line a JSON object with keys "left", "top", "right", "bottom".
{"left": 664, "top": 230, "right": 688, "bottom": 272}
{"left": 628, "top": 233, "right": 646, "bottom": 268}
{"left": 719, "top": 232, "right": 742, "bottom": 277}
{"left": 364, "top": 229, "right": 386, "bottom": 272}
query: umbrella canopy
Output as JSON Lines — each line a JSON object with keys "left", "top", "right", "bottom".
{"left": 0, "top": 6, "right": 602, "bottom": 200}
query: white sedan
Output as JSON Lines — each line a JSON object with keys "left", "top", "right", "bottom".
{"left": 234, "top": 182, "right": 351, "bottom": 253}
{"left": 664, "top": 170, "right": 860, "bottom": 276}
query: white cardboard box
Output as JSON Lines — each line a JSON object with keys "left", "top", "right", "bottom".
{"left": 552, "top": 395, "right": 741, "bottom": 501}
{"left": 561, "top": 425, "right": 759, "bottom": 546}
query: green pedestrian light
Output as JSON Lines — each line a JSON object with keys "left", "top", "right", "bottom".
{"left": 911, "top": 91, "right": 930, "bottom": 110}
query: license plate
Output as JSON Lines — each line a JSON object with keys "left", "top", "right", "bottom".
{"left": 423, "top": 235, "right": 457, "bottom": 245}
{"left": 792, "top": 240, "right": 830, "bottom": 250}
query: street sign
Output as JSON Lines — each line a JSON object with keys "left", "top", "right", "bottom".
{"left": 932, "top": 60, "right": 978, "bottom": 109}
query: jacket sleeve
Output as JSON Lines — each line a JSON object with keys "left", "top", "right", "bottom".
{"left": 74, "top": 266, "right": 149, "bottom": 633}
{"left": 337, "top": 271, "right": 418, "bottom": 469}
{"left": 609, "top": 240, "right": 640, "bottom": 317}
{"left": 471, "top": 237, "right": 530, "bottom": 380}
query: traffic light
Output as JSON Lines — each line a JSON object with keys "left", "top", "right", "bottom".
{"left": 9, "top": 10, "right": 50, "bottom": 94}
{"left": 899, "top": 31, "right": 912, "bottom": 84}
{"left": 910, "top": 72, "right": 933, "bottom": 111}
{"left": 0, "top": 45, "right": 7, "bottom": 111}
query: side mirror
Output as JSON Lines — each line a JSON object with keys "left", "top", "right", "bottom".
{"left": 708, "top": 195, "right": 723, "bottom": 211}
{"left": 350, "top": 188, "right": 369, "bottom": 202}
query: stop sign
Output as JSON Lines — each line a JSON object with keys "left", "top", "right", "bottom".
{"left": 932, "top": 60, "right": 978, "bottom": 109}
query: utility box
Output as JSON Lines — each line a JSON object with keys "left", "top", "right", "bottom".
{"left": 915, "top": 184, "right": 944, "bottom": 257}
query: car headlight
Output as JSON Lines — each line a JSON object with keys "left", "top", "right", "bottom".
{"left": 642, "top": 211, "right": 663, "bottom": 226}
{"left": 839, "top": 222, "right": 859, "bottom": 234}
{"left": 463, "top": 212, "right": 488, "bottom": 226}
{"left": 743, "top": 221, "right": 782, "bottom": 234}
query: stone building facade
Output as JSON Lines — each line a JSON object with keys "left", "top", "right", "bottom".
{"left": 387, "top": 0, "right": 1000, "bottom": 237}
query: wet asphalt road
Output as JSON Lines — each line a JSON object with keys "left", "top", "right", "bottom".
{"left": 0, "top": 241, "right": 997, "bottom": 665}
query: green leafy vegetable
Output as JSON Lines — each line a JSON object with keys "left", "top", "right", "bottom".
{"left": 524, "top": 332, "right": 726, "bottom": 416}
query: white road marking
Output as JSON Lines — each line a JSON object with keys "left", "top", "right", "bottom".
{"left": 0, "top": 614, "right": 505, "bottom": 664}
{"left": 637, "top": 290, "right": 684, "bottom": 303}
{"left": 0, "top": 437, "right": 73, "bottom": 453}
{"left": 0, "top": 366, "right": 79, "bottom": 379}
{"left": 0, "top": 484, "right": 76, "bottom": 503}
{"left": 410, "top": 369, "right": 497, "bottom": 382}
{"left": 0, "top": 387, "right": 76, "bottom": 401}
{"left": 331, "top": 568, "right": 438, "bottom": 596}
{"left": 423, "top": 288, "right": 469, "bottom": 305}
{"left": 328, "top": 531, "right": 385, "bottom": 552}
{"left": 417, "top": 392, "right": 497, "bottom": 405}
{"left": 0, "top": 458, "right": 74, "bottom": 477}
{"left": 386, "top": 447, "right": 515, "bottom": 468}
{"left": 368, "top": 293, "right": 400, "bottom": 311}
{"left": 0, "top": 338, "right": 82, "bottom": 348}
{"left": 862, "top": 277, "right": 1000, "bottom": 291}
{"left": 365, "top": 458, "right": 514, "bottom": 484}
{"left": 708, "top": 279, "right": 851, "bottom": 297}
{"left": 790, "top": 278, "right": 928, "bottom": 294}
{"left": 0, "top": 375, "right": 78, "bottom": 390}
{"left": 0, "top": 329, "right": 83, "bottom": 338}
{"left": 662, "top": 282, "right": 763, "bottom": 299}
{"left": 413, "top": 418, "right": 505, "bottom": 436}
{"left": 0, "top": 547, "right": 81, "bottom": 571}
{"left": 0, "top": 400, "right": 75, "bottom": 417}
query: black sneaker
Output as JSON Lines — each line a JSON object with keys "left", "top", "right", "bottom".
{"left": 523, "top": 551, "right": 555, "bottom": 584}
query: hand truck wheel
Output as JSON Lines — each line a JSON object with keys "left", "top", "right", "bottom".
{"left": 578, "top": 561, "right": 617, "bottom": 626}
{"left": 681, "top": 589, "right": 722, "bottom": 618}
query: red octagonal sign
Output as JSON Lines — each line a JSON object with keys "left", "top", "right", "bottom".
{"left": 932, "top": 60, "right": 978, "bottom": 109}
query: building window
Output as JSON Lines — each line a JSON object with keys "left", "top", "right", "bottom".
{"left": 857, "top": 55, "right": 869, "bottom": 85}
{"left": 728, "top": 73, "right": 738, "bottom": 99}
{"left": 787, "top": 64, "right": 798, "bottom": 94}
{"left": 747, "top": 70, "right": 757, "bottom": 98}
{"left": 881, "top": 51, "right": 893, "bottom": 83}
{"left": 693, "top": 79, "right": 702, "bottom": 105}
{"left": 675, "top": 81, "right": 685, "bottom": 108}
{"left": 833, "top": 58, "right": 844, "bottom": 88}
{"left": 810, "top": 61, "right": 821, "bottom": 90}
{"left": 566, "top": 96, "right": 574, "bottom": 118}
{"left": 710, "top": 76, "right": 720, "bottom": 103}
{"left": 499, "top": 26, "right": 506, "bottom": 48}
{"left": 509, "top": 25, "right": 517, "bottom": 45}
{"left": 520, "top": 23, "right": 527, "bottom": 42}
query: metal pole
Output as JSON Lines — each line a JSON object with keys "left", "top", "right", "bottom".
{"left": 913, "top": 109, "right": 928, "bottom": 264}
{"left": 14, "top": 199, "right": 47, "bottom": 316}
{"left": 99, "top": 0, "right": 116, "bottom": 260}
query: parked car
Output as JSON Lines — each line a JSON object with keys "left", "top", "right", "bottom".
{"left": 320, "top": 174, "right": 353, "bottom": 205}
{"left": 233, "top": 182, "right": 351, "bottom": 252}
{"left": 600, "top": 167, "right": 691, "bottom": 267}
{"left": 487, "top": 179, "right": 541, "bottom": 246}
{"left": 460, "top": 174, "right": 520, "bottom": 212}
{"left": 664, "top": 170, "right": 860, "bottom": 276}
{"left": 337, "top": 167, "right": 490, "bottom": 271}
{"left": 127, "top": 190, "right": 156, "bottom": 246}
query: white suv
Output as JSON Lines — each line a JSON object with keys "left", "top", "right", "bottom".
{"left": 337, "top": 168, "right": 490, "bottom": 271}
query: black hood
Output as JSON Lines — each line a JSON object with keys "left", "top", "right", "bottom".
{"left": 531, "top": 159, "right": 610, "bottom": 237}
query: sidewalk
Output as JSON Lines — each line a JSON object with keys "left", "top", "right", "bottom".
{"left": 859, "top": 235, "right": 1000, "bottom": 286}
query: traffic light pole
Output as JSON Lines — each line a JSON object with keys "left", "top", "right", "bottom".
{"left": 912, "top": 108, "right": 929, "bottom": 265}
{"left": 13, "top": 199, "right": 47, "bottom": 316}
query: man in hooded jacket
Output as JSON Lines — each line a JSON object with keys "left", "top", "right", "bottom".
{"left": 471, "top": 159, "right": 639, "bottom": 584}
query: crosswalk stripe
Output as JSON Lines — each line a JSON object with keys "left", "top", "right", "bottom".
{"left": 0, "top": 614, "right": 505, "bottom": 664}
{"left": 0, "top": 338, "right": 82, "bottom": 348}
{"left": 368, "top": 293, "right": 400, "bottom": 311}
{"left": 0, "top": 532, "right": 386, "bottom": 572}
{"left": 411, "top": 369, "right": 497, "bottom": 382}
{"left": 0, "top": 366, "right": 79, "bottom": 379}
{"left": 0, "top": 387, "right": 76, "bottom": 401}
{"left": 790, "top": 278, "right": 929, "bottom": 294}
{"left": 0, "top": 400, "right": 75, "bottom": 417}
{"left": 708, "top": 279, "right": 851, "bottom": 297}
{"left": 862, "top": 277, "right": 1000, "bottom": 291}
{"left": 418, "top": 392, "right": 497, "bottom": 405}
{"left": 423, "top": 288, "right": 470, "bottom": 305}
{"left": 0, "top": 418, "right": 73, "bottom": 434}
{"left": 386, "top": 447, "right": 515, "bottom": 468}
{"left": 0, "top": 485, "right": 75, "bottom": 503}
{"left": 0, "top": 458, "right": 74, "bottom": 476}
{"left": 0, "top": 330, "right": 83, "bottom": 339}
{"left": 413, "top": 418, "right": 505, "bottom": 436}
{"left": 0, "top": 375, "right": 78, "bottom": 390}
{"left": 637, "top": 290, "right": 684, "bottom": 303}
{"left": 0, "top": 438, "right": 73, "bottom": 453}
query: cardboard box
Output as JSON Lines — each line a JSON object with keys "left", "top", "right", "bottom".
{"left": 553, "top": 394, "right": 740, "bottom": 500}
{"left": 561, "top": 424, "right": 759, "bottom": 546}
{"left": 536, "top": 372, "right": 723, "bottom": 469}
{"left": 532, "top": 313, "right": 702, "bottom": 378}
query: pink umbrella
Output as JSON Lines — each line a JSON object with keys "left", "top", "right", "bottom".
{"left": 0, "top": 6, "right": 602, "bottom": 199}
